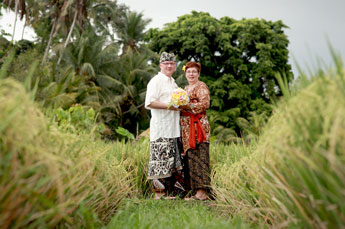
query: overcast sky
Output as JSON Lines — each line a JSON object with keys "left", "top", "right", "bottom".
{"left": 117, "top": 0, "right": 345, "bottom": 76}
{"left": 1, "top": 0, "right": 345, "bottom": 76}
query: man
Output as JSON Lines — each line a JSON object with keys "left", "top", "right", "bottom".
{"left": 145, "top": 52, "right": 182, "bottom": 199}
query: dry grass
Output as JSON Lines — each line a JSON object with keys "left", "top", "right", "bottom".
{"left": 212, "top": 65, "right": 345, "bottom": 228}
{"left": 0, "top": 78, "right": 132, "bottom": 227}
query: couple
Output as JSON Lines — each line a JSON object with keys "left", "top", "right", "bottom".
{"left": 144, "top": 52, "right": 211, "bottom": 200}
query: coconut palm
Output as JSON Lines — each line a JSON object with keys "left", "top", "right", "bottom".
{"left": 41, "top": 0, "right": 90, "bottom": 65}
{"left": 59, "top": 25, "right": 156, "bottom": 132}
{"left": 90, "top": 0, "right": 127, "bottom": 41}
{"left": 2, "top": 0, "right": 26, "bottom": 19}
{"left": 38, "top": 66, "right": 101, "bottom": 109}
{"left": 116, "top": 10, "right": 151, "bottom": 55}
{"left": 110, "top": 48, "right": 156, "bottom": 132}
{"left": 57, "top": 25, "right": 124, "bottom": 124}
{"left": 2, "top": 0, "right": 27, "bottom": 42}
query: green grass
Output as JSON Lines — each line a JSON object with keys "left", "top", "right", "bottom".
{"left": 106, "top": 199, "right": 250, "bottom": 229}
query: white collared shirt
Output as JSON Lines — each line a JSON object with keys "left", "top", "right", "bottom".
{"left": 145, "top": 72, "right": 180, "bottom": 141}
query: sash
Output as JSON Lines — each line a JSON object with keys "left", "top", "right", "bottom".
{"left": 181, "top": 112, "right": 206, "bottom": 149}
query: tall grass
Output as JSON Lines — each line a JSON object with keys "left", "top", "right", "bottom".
{"left": 105, "top": 138, "right": 152, "bottom": 197}
{"left": 212, "top": 59, "right": 345, "bottom": 227}
{"left": 0, "top": 78, "right": 133, "bottom": 227}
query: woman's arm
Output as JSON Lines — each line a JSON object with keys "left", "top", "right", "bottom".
{"left": 191, "top": 83, "right": 210, "bottom": 114}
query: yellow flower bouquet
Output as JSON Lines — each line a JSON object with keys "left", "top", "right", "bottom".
{"left": 169, "top": 88, "right": 189, "bottom": 108}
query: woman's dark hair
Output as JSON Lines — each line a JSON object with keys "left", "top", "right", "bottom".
{"left": 185, "top": 61, "right": 201, "bottom": 73}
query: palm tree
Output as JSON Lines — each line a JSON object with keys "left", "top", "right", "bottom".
{"left": 57, "top": 25, "right": 123, "bottom": 117}
{"left": 116, "top": 10, "right": 151, "bottom": 55}
{"left": 2, "top": 0, "right": 26, "bottom": 19}
{"left": 50, "top": 0, "right": 129, "bottom": 65}
{"left": 90, "top": 0, "right": 127, "bottom": 41}
{"left": 110, "top": 49, "right": 156, "bottom": 131}
{"left": 2, "top": 0, "right": 26, "bottom": 42}
{"left": 37, "top": 66, "right": 101, "bottom": 109}
{"left": 57, "top": 25, "right": 156, "bottom": 132}
{"left": 42, "top": 0, "right": 89, "bottom": 65}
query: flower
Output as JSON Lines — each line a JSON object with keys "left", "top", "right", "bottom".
{"left": 169, "top": 88, "right": 189, "bottom": 108}
{"left": 182, "top": 65, "right": 186, "bottom": 72}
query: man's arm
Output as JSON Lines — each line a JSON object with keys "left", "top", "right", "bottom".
{"left": 148, "top": 100, "right": 179, "bottom": 110}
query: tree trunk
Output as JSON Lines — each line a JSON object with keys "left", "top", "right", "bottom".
{"left": 42, "top": 17, "right": 57, "bottom": 65}
{"left": 21, "top": 16, "right": 26, "bottom": 40}
{"left": 57, "top": 10, "right": 78, "bottom": 65}
{"left": 11, "top": 0, "right": 19, "bottom": 43}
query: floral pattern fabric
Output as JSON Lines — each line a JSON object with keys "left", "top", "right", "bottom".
{"left": 147, "top": 137, "right": 182, "bottom": 180}
{"left": 180, "top": 81, "right": 211, "bottom": 153}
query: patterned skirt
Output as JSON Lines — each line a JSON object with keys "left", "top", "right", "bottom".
{"left": 148, "top": 137, "right": 187, "bottom": 195}
{"left": 185, "top": 142, "right": 210, "bottom": 190}
{"left": 148, "top": 137, "right": 182, "bottom": 180}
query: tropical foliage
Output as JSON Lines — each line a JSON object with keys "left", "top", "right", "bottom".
{"left": 1, "top": 2, "right": 294, "bottom": 140}
{"left": 0, "top": 0, "right": 156, "bottom": 138}
{"left": 146, "top": 11, "right": 293, "bottom": 135}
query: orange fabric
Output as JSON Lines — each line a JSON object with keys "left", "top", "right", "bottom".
{"left": 181, "top": 111, "right": 206, "bottom": 149}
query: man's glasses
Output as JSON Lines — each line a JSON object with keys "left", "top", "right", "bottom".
{"left": 161, "top": 62, "right": 176, "bottom": 66}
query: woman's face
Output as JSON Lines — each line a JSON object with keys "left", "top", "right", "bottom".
{"left": 185, "top": 67, "right": 200, "bottom": 85}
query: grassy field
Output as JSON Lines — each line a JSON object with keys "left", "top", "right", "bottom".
{"left": 1, "top": 56, "right": 345, "bottom": 228}
{"left": 106, "top": 199, "right": 250, "bottom": 229}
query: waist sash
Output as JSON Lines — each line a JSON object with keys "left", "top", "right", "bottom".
{"left": 181, "top": 112, "right": 206, "bottom": 149}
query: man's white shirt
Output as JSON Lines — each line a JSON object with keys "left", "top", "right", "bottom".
{"left": 145, "top": 72, "right": 180, "bottom": 141}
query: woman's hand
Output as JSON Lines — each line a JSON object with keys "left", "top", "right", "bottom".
{"left": 167, "top": 105, "right": 181, "bottom": 111}
{"left": 179, "top": 104, "right": 192, "bottom": 111}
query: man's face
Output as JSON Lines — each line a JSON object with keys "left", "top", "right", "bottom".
{"left": 160, "top": 61, "right": 176, "bottom": 77}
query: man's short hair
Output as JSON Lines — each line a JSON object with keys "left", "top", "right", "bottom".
{"left": 160, "top": 52, "right": 176, "bottom": 63}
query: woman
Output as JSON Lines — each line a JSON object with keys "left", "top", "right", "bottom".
{"left": 180, "top": 61, "right": 211, "bottom": 201}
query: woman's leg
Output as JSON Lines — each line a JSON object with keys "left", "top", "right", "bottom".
{"left": 187, "top": 143, "right": 210, "bottom": 190}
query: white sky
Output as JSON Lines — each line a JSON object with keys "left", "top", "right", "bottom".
{"left": 0, "top": 10, "right": 35, "bottom": 41}
{"left": 117, "top": 0, "right": 345, "bottom": 76}
{"left": 1, "top": 0, "right": 345, "bottom": 76}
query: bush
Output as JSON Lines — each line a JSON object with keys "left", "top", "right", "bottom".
{"left": 52, "top": 104, "right": 105, "bottom": 137}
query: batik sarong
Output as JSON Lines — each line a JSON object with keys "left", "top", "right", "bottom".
{"left": 185, "top": 142, "right": 210, "bottom": 190}
{"left": 148, "top": 137, "right": 185, "bottom": 195}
